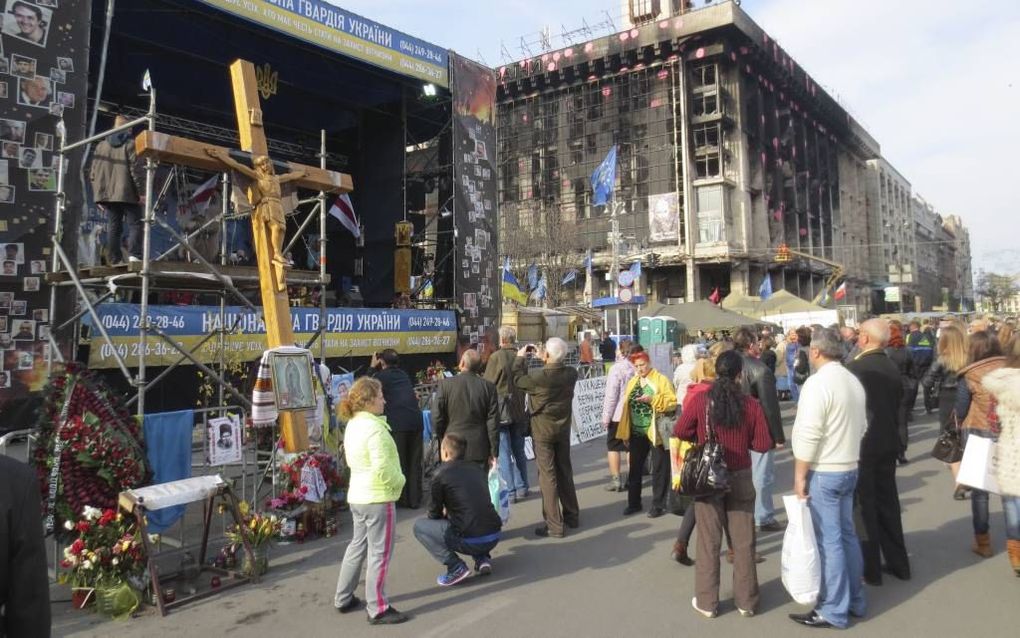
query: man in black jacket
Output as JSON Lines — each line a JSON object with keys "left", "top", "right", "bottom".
{"left": 483, "top": 326, "right": 530, "bottom": 501}
{"left": 513, "top": 337, "right": 580, "bottom": 538}
{"left": 847, "top": 319, "right": 911, "bottom": 585}
{"left": 413, "top": 433, "right": 502, "bottom": 587}
{"left": 1, "top": 456, "right": 50, "bottom": 638}
{"left": 733, "top": 327, "right": 786, "bottom": 532}
{"left": 371, "top": 349, "right": 424, "bottom": 508}
{"left": 433, "top": 349, "right": 499, "bottom": 468}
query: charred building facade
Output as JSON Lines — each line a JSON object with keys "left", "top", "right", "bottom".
{"left": 496, "top": 1, "right": 883, "bottom": 310}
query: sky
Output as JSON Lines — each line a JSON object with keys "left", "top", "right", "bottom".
{"left": 337, "top": 0, "right": 1020, "bottom": 271}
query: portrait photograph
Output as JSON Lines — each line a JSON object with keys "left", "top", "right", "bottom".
{"left": 0, "top": 184, "right": 14, "bottom": 204}
{"left": 47, "top": 103, "right": 63, "bottom": 117}
{"left": 32, "top": 308, "right": 47, "bottom": 322}
{"left": 37, "top": 0, "right": 58, "bottom": 7}
{"left": 48, "top": 68, "right": 65, "bottom": 84}
{"left": 9, "top": 54, "right": 36, "bottom": 79}
{"left": 0, "top": 57, "right": 8, "bottom": 74}
{"left": 207, "top": 414, "right": 242, "bottom": 466}
{"left": 30, "top": 259, "right": 45, "bottom": 274}
{"left": 1, "top": 142, "right": 19, "bottom": 158}
{"left": 0, "top": 82, "right": 7, "bottom": 99}
{"left": 0, "top": 333, "right": 12, "bottom": 352}
{"left": 3, "top": 0, "right": 52, "bottom": 48}
{"left": 17, "top": 350, "right": 34, "bottom": 370}
{"left": 0, "top": 317, "right": 6, "bottom": 333}
{"left": 12, "top": 319, "right": 34, "bottom": 341}
{"left": 37, "top": 324, "right": 48, "bottom": 340}
{"left": 19, "top": 145, "right": 40, "bottom": 168}
{"left": 17, "top": 75, "right": 52, "bottom": 108}
{"left": 0, "top": 370, "right": 10, "bottom": 388}
{"left": 28, "top": 167, "right": 55, "bottom": 191}
{"left": 0, "top": 118, "right": 26, "bottom": 144}
{"left": 0, "top": 292, "right": 11, "bottom": 308}
{"left": 1, "top": 260, "right": 16, "bottom": 276}
{"left": 2, "top": 243, "right": 23, "bottom": 264}
{"left": 56, "top": 56, "right": 73, "bottom": 72}
{"left": 34, "top": 132, "right": 52, "bottom": 150}
{"left": 56, "top": 91, "right": 73, "bottom": 108}
{"left": 11, "top": 300, "right": 25, "bottom": 315}
{"left": 270, "top": 351, "right": 316, "bottom": 411}
{"left": 23, "top": 276, "right": 39, "bottom": 292}
{"left": 0, "top": 159, "right": 7, "bottom": 184}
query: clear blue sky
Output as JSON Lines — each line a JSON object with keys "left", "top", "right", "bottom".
{"left": 336, "top": 0, "right": 1020, "bottom": 271}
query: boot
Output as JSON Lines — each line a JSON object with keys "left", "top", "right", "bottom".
{"left": 972, "top": 533, "right": 993, "bottom": 558}
{"left": 604, "top": 475, "right": 622, "bottom": 492}
{"left": 1007, "top": 540, "right": 1020, "bottom": 576}
{"left": 671, "top": 541, "right": 694, "bottom": 566}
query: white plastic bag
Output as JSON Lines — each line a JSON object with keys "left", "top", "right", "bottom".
{"left": 958, "top": 433, "right": 1000, "bottom": 494}
{"left": 781, "top": 494, "right": 821, "bottom": 606}
{"left": 488, "top": 466, "right": 511, "bottom": 524}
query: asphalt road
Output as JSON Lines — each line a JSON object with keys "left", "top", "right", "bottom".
{"left": 53, "top": 406, "right": 1020, "bottom": 637}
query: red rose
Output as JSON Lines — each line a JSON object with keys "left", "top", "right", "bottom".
{"left": 299, "top": 485, "right": 309, "bottom": 494}
{"left": 70, "top": 539, "right": 85, "bottom": 555}
{"left": 76, "top": 521, "right": 90, "bottom": 533}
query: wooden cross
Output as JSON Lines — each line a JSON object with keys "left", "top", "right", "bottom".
{"left": 135, "top": 59, "right": 352, "bottom": 452}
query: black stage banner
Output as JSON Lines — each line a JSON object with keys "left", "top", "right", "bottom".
{"left": 0, "top": 0, "right": 88, "bottom": 417}
{"left": 450, "top": 52, "right": 499, "bottom": 354}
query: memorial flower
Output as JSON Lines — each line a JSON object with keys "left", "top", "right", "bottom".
{"left": 60, "top": 508, "right": 146, "bottom": 591}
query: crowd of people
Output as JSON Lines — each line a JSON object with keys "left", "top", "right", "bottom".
{"left": 330, "top": 315, "right": 1019, "bottom": 628}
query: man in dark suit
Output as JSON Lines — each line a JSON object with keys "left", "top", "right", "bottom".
{"left": 733, "top": 327, "right": 785, "bottom": 532}
{"left": 433, "top": 349, "right": 499, "bottom": 469}
{"left": 1, "top": 456, "right": 51, "bottom": 638}
{"left": 513, "top": 337, "right": 580, "bottom": 538}
{"left": 483, "top": 326, "right": 530, "bottom": 501}
{"left": 371, "top": 349, "right": 425, "bottom": 508}
{"left": 846, "top": 318, "right": 911, "bottom": 585}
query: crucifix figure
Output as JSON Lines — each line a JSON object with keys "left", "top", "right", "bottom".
{"left": 134, "top": 59, "right": 352, "bottom": 452}
{"left": 204, "top": 148, "right": 304, "bottom": 291}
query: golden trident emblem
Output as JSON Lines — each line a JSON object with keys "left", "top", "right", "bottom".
{"left": 255, "top": 63, "right": 278, "bottom": 100}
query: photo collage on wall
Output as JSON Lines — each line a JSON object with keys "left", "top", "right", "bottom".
{"left": 451, "top": 52, "right": 499, "bottom": 352}
{"left": 0, "top": 0, "right": 89, "bottom": 410}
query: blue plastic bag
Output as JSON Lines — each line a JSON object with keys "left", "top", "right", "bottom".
{"left": 487, "top": 467, "right": 511, "bottom": 524}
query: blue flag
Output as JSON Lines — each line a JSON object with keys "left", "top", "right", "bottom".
{"left": 561, "top": 269, "right": 577, "bottom": 285}
{"left": 758, "top": 275, "right": 773, "bottom": 300}
{"left": 583, "top": 250, "right": 593, "bottom": 274}
{"left": 531, "top": 272, "right": 548, "bottom": 302}
{"left": 527, "top": 262, "right": 538, "bottom": 291}
{"left": 591, "top": 146, "right": 617, "bottom": 206}
{"left": 629, "top": 260, "right": 642, "bottom": 281}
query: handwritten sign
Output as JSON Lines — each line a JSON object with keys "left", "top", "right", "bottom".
{"left": 571, "top": 376, "right": 608, "bottom": 444}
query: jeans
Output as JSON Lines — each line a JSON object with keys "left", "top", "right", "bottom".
{"left": 972, "top": 491, "right": 1020, "bottom": 540}
{"left": 750, "top": 449, "right": 776, "bottom": 525}
{"left": 788, "top": 370, "right": 801, "bottom": 403}
{"left": 808, "top": 470, "right": 866, "bottom": 629}
{"left": 498, "top": 427, "right": 529, "bottom": 494}
{"left": 104, "top": 202, "right": 142, "bottom": 263}
{"left": 412, "top": 517, "right": 498, "bottom": 568}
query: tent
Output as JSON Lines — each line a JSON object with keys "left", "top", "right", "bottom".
{"left": 757, "top": 290, "right": 829, "bottom": 315}
{"left": 641, "top": 301, "right": 762, "bottom": 333}
{"left": 721, "top": 292, "right": 763, "bottom": 316}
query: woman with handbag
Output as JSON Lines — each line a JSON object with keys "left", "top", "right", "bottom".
{"left": 955, "top": 331, "right": 1007, "bottom": 561}
{"left": 922, "top": 324, "right": 968, "bottom": 496}
{"left": 975, "top": 334, "right": 1020, "bottom": 576}
{"left": 676, "top": 351, "right": 773, "bottom": 618}
{"left": 613, "top": 351, "right": 677, "bottom": 518}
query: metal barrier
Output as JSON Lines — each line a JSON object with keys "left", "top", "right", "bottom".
{"left": 0, "top": 428, "right": 36, "bottom": 462}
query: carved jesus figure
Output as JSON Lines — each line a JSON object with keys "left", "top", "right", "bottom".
{"left": 205, "top": 148, "right": 304, "bottom": 289}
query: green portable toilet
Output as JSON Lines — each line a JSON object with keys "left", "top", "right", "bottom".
{"left": 638, "top": 316, "right": 653, "bottom": 348}
{"left": 660, "top": 316, "right": 680, "bottom": 348}
{"left": 650, "top": 316, "right": 668, "bottom": 345}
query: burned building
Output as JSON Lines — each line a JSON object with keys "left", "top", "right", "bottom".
{"left": 496, "top": 1, "right": 883, "bottom": 311}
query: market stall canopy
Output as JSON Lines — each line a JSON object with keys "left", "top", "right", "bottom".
{"left": 641, "top": 301, "right": 761, "bottom": 333}
{"left": 756, "top": 290, "right": 829, "bottom": 316}
{"left": 721, "top": 292, "right": 763, "bottom": 316}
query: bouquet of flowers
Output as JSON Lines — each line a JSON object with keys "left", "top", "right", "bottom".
{"left": 415, "top": 360, "right": 448, "bottom": 384}
{"left": 269, "top": 451, "right": 345, "bottom": 511}
{"left": 33, "top": 364, "right": 151, "bottom": 541}
{"left": 60, "top": 507, "right": 148, "bottom": 597}
{"left": 225, "top": 503, "right": 281, "bottom": 576}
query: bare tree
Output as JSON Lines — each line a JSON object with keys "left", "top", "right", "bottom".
{"left": 975, "top": 270, "right": 1019, "bottom": 313}
{"left": 500, "top": 202, "right": 587, "bottom": 306}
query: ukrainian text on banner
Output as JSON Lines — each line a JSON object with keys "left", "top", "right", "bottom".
{"left": 571, "top": 376, "right": 608, "bottom": 444}
{"left": 86, "top": 304, "right": 457, "bottom": 369}
{"left": 195, "top": 0, "right": 448, "bottom": 86}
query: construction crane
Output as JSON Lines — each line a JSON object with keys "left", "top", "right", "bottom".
{"left": 774, "top": 243, "right": 845, "bottom": 306}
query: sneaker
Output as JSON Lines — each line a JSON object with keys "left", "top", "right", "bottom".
{"left": 336, "top": 595, "right": 363, "bottom": 614}
{"left": 127, "top": 255, "right": 142, "bottom": 263}
{"left": 367, "top": 606, "right": 409, "bottom": 625}
{"left": 691, "top": 597, "right": 717, "bottom": 619}
{"left": 604, "top": 476, "right": 622, "bottom": 492}
{"left": 737, "top": 608, "right": 755, "bottom": 618}
{"left": 474, "top": 559, "right": 492, "bottom": 576}
{"left": 516, "top": 488, "right": 530, "bottom": 500}
{"left": 437, "top": 562, "right": 471, "bottom": 587}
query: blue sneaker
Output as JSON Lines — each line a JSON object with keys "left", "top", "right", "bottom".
{"left": 437, "top": 562, "right": 471, "bottom": 587}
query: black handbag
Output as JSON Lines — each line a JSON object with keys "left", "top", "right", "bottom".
{"left": 678, "top": 402, "right": 730, "bottom": 498}
{"left": 931, "top": 412, "right": 964, "bottom": 463}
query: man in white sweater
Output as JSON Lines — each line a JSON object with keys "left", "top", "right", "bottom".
{"left": 789, "top": 327, "right": 868, "bottom": 630}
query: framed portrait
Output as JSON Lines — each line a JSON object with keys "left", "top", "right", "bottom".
{"left": 23, "top": 276, "right": 40, "bottom": 292}
{"left": 11, "top": 319, "right": 34, "bottom": 341}
{"left": 19, "top": 146, "right": 41, "bottom": 168}
{"left": 17, "top": 76, "right": 52, "bottom": 109}
{"left": 1, "top": 142, "right": 19, "bottom": 159}
{"left": 0, "top": 317, "right": 6, "bottom": 333}
{"left": 37, "top": 324, "right": 48, "bottom": 340}
{"left": 48, "top": 68, "right": 65, "bottom": 84}
{"left": 2, "top": 243, "right": 23, "bottom": 264}
{"left": 3, "top": 0, "right": 52, "bottom": 47}
{"left": 56, "top": 91, "right": 73, "bottom": 108}
{"left": 207, "top": 414, "right": 243, "bottom": 466}
{"left": 0, "top": 57, "right": 8, "bottom": 74}
{"left": 0, "top": 184, "right": 14, "bottom": 204}
{"left": 11, "top": 300, "right": 25, "bottom": 315}
{"left": 0, "top": 370, "right": 9, "bottom": 388}
{"left": 0, "top": 118, "right": 26, "bottom": 144}
{"left": 47, "top": 103, "right": 63, "bottom": 117}
{"left": 0, "top": 82, "right": 7, "bottom": 99}
{"left": 9, "top": 54, "right": 36, "bottom": 79}
{"left": 32, "top": 308, "right": 47, "bottom": 322}
{"left": 270, "top": 351, "right": 316, "bottom": 411}
{"left": 17, "top": 350, "right": 34, "bottom": 370}
{"left": 33, "top": 132, "right": 52, "bottom": 150}
{"left": 28, "top": 168, "right": 54, "bottom": 191}
{"left": 0, "top": 159, "right": 7, "bottom": 184}
{"left": 56, "top": 57, "right": 73, "bottom": 72}
{"left": 30, "top": 259, "right": 45, "bottom": 274}
{"left": 329, "top": 372, "right": 354, "bottom": 406}
{"left": 0, "top": 291, "right": 12, "bottom": 308}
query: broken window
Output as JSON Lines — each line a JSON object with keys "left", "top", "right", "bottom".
{"left": 692, "top": 92, "right": 719, "bottom": 117}
{"left": 692, "top": 123, "right": 721, "bottom": 150}
{"left": 694, "top": 153, "right": 721, "bottom": 179}
{"left": 691, "top": 63, "right": 717, "bottom": 90}
{"left": 696, "top": 185, "right": 725, "bottom": 244}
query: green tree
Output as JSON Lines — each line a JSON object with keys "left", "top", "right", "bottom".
{"left": 975, "top": 270, "right": 1018, "bottom": 312}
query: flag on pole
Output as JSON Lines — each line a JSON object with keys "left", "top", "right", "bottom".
{"left": 834, "top": 281, "right": 847, "bottom": 301}
{"left": 142, "top": 69, "right": 153, "bottom": 91}
{"left": 629, "top": 260, "right": 642, "bottom": 281}
{"left": 583, "top": 249, "right": 593, "bottom": 274}
{"left": 329, "top": 193, "right": 360, "bottom": 238}
{"left": 561, "top": 269, "right": 577, "bottom": 286}
{"left": 531, "top": 271, "right": 548, "bottom": 302}
{"left": 758, "top": 275, "right": 773, "bottom": 300}
{"left": 708, "top": 287, "right": 721, "bottom": 305}
{"left": 502, "top": 257, "right": 527, "bottom": 304}
{"left": 527, "top": 262, "right": 539, "bottom": 291}
{"left": 189, "top": 174, "right": 219, "bottom": 214}
{"left": 591, "top": 146, "right": 618, "bottom": 206}
{"left": 421, "top": 278, "right": 434, "bottom": 299}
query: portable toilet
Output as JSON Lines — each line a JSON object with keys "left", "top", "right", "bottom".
{"left": 638, "top": 316, "right": 653, "bottom": 349}
{"left": 661, "top": 317, "right": 680, "bottom": 348}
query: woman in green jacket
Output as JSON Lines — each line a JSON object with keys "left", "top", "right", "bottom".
{"left": 333, "top": 377, "right": 409, "bottom": 625}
